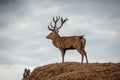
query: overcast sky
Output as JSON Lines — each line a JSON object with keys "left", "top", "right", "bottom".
{"left": 0, "top": 0, "right": 120, "bottom": 80}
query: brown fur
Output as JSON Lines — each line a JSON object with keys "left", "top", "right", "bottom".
{"left": 47, "top": 16, "right": 88, "bottom": 63}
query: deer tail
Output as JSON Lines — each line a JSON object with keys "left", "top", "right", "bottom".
{"left": 79, "top": 35, "right": 84, "bottom": 39}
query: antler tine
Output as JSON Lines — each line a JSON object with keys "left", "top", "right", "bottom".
{"left": 64, "top": 17, "right": 68, "bottom": 22}
{"left": 63, "top": 17, "right": 68, "bottom": 23}
{"left": 52, "top": 17, "right": 57, "bottom": 29}
{"left": 57, "top": 17, "right": 68, "bottom": 29}
{"left": 56, "top": 16, "right": 60, "bottom": 22}
{"left": 50, "top": 21, "right": 55, "bottom": 29}
{"left": 53, "top": 17, "right": 56, "bottom": 23}
{"left": 65, "top": 17, "right": 68, "bottom": 21}
{"left": 48, "top": 25, "right": 53, "bottom": 31}
{"left": 52, "top": 16, "right": 60, "bottom": 23}
{"left": 52, "top": 16, "right": 60, "bottom": 29}
{"left": 61, "top": 17, "right": 63, "bottom": 23}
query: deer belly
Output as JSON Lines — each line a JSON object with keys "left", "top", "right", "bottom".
{"left": 62, "top": 44, "right": 75, "bottom": 50}
{"left": 65, "top": 46, "right": 75, "bottom": 50}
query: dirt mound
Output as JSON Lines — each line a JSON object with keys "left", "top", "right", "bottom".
{"left": 24, "top": 62, "right": 120, "bottom": 80}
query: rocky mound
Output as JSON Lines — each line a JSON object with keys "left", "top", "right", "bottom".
{"left": 24, "top": 62, "right": 120, "bottom": 80}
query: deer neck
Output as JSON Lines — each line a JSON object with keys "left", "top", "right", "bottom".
{"left": 53, "top": 34, "right": 60, "bottom": 41}
{"left": 52, "top": 34, "right": 61, "bottom": 48}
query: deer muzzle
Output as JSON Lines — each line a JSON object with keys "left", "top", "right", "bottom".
{"left": 46, "top": 36, "right": 49, "bottom": 39}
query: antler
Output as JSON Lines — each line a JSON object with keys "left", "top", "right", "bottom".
{"left": 57, "top": 17, "right": 68, "bottom": 29}
{"left": 48, "top": 16, "right": 68, "bottom": 31}
{"left": 53, "top": 16, "right": 60, "bottom": 28}
{"left": 48, "top": 25, "right": 53, "bottom": 31}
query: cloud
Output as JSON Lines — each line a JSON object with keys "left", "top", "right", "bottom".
{"left": 0, "top": 0, "right": 120, "bottom": 65}
{"left": 0, "top": 0, "right": 120, "bottom": 80}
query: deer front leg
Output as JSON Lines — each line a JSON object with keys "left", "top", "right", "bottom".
{"left": 60, "top": 49, "right": 66, "bottom": 63}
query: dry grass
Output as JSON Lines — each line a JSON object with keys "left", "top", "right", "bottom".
{"left": 24, "top": 62, "right": 120, "bottom": 80}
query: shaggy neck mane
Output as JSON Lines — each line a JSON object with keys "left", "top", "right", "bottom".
{"left": 53, "top": 33, "right": 61, "bottom": 40}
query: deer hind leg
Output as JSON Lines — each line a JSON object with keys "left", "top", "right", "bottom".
{"left": 82, "top": 49, "right": 88, "bottom": 63}
{"left": 80, "top": 39, "right": 88, "bottom": 63}
{"left": 76, "top": 48, "right": 85, "bottom": 63}
{"left": 77, "top": 48, "right": 88, "bottom": 63}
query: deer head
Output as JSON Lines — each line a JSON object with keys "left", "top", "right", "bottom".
{"left": 46, "top": 16, "right": 68, "bottom": 40}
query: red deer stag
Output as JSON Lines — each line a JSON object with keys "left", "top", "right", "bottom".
{"left": 46, "top": 16, "right": 88, "bottom": 63}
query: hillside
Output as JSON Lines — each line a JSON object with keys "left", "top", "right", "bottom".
{"left": 24, "top": 62, "right": 120, "bottom": 80}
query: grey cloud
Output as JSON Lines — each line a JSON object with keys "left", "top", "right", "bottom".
{"left": 0, "top": 55, "right": 17, "bottom": 65}
{"left": 59, "top": 0, "right": 120, "bottom": 20}
{"left": 0, "top": 1, "right": 120, "bottom": 80}
{"left": 0, "top": 37, "right": 19, "bottom": 50}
